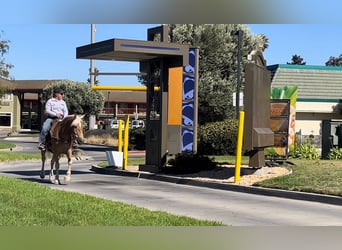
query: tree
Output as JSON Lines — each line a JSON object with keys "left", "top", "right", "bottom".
{"left": 0, "top": 30, "right": 14, "bottom": 98}
{"left": 287, "top": 54, "right": 306, "bottom": 65}
{"left": 325, "top": 54, "right": 342, "bottom": 66}
{"left": 169, "top": 24, "right": 269, "bottom": 124}
{"left": 40, "top": 80, "right": 105, "bottom": 120}
{"left": 0, "top": 30, "right": 13, "bottom": 80}
{"left": 87, "top": 67, "right": 100, "bottom": 85}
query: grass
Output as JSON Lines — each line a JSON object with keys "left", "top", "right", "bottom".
{"left": 0, "top": 140, "right": 223, "bottom": 226}
{"left": 254, "top": 159, "right": 342, "bottom": 196}
{"left": 0, "top": 176, "right": 223, "bottom": 226}
{"left": 0, "top": 151, "right": 42, "bottom": 161}
{"left": 0, "top": 141, "right": 16, "bottom": 149}
{"left": 85, "top": 134, "right": 118, "bottom": 146}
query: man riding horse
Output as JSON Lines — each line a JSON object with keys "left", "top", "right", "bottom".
{"left": 38, "top": 87, "right": 85, "bottom": 184}
{"left": 38, "top": 88, "right": 68, "bottom": 151}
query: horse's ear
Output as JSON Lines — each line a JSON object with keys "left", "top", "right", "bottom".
{"left": 79, "top": 115, "right": 85, "bottom": 120}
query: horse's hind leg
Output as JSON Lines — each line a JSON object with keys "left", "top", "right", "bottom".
{"left": 55, "top": 156, "right": 61, "bottom": 184}
{"left": 49, "top": 154, "right": 59, "bottom": 184}
{"left": 40, "top": 150, "right": 46, "bottom": 179}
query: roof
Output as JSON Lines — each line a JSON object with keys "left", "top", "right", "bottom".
{"left": 2, "top": 78, "right": 146, "bottom": 103}
{"left": 76, "top": 38, "right": 190, "bottom": 66}
{"left": 13, "top": 80, "right": 58, "bottom": 93}
{"left": 267, "top": 64, "right": 342, "bottom": 102}
{"left": 0, "top": 77, "right": 14, "bottom": 88}
{"left": 102, "top": 90, "right": 146, "bottom": 103}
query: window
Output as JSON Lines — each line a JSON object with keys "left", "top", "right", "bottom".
{"left": 0, "top": 113, "right": 11, "bottom": 127}
{"left": 1, "top": 93, "right": 13, "bottom": 101}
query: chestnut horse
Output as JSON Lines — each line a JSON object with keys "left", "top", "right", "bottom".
{"left": 40, "top": 114, "right": 85, "bottom": 184}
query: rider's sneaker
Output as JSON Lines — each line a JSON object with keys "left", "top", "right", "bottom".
{"left": 37, "top": 143, "right": 46, "bottom": 150}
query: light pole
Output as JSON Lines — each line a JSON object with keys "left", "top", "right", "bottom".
{"left": 231, "top": 29, "right": 243, "bottom": 119}
{"left": 89, "top": 24, "right": 96, "bottom": 129}
{"left": 107, "top": 91, "right": 110, "bottom": 114}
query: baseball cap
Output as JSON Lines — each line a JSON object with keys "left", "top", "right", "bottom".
{"left": 53, "top": 88, "right": 64, "bottom": 94}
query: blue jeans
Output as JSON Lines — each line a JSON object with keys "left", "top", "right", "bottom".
{"left": 38, "top": 118, "right": 54, "bottom": 144}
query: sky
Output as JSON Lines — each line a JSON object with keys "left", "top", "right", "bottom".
{"left": 1, "top": 24, "right": 342, "bottom": 86}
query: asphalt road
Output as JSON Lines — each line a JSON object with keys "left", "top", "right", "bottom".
{"left": 1, "top": 136, "right": 342, "bottom": 225}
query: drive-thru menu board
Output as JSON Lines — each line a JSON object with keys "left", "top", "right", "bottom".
{"left": 269, "top": 99, "right": 290, "bottom": 159}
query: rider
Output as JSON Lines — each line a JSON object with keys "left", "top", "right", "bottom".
{"left": 38, "top": 88, "right": 68, "bottom": 150}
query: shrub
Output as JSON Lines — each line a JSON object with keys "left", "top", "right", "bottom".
{"left": 328, "top": 147, "right": 342, "bottom": 160}
{"left": 166, "top": 152, "right": 217, "bottom": 174}
{"left": 288, "top": 139, "right": 320, "bottom": 160}
{"left": 197, "top": 119, "right": 238, "bottom": 155}
{"left": 129, "top": 127, "right": 146, "bottom": 150}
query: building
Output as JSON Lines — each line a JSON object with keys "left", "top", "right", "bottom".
{"left": 268, "top": 64, "right": 342, "bottom": 146}
{"left": 0, "top": 79, "right": 147, "bottom": 132}
{"left": 100, "top": 90, "right": 146, "bottom": 120}
{"left": 2, "top": 64, "right": 342, "bottom": 142}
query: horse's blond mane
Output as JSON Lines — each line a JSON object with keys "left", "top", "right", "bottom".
{"left": 57, "top": 115, "right": 83, "bottom": 138}
{"left": 61, "top": 115, "right": 83, "bottom": 127}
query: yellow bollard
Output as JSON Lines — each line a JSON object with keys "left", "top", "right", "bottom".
{"left": 118, "top": 120, "right": 123, "bottom": 152}
{"left": 234, "top": 111, "right": 245, "bottom": 183}
{"left": 123, "top": 115, "right": 130, "bottom": 170}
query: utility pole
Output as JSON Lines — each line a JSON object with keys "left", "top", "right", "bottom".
{"left": 89, "top": 24, "right": 96, "bottom": 129}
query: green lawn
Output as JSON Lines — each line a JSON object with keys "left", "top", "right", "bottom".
{"left": 0, "top": 140, "right": 223, "bottom": 226}
{"left": 254, "top": 159, "right": 342, "bottom": 196}
{"left": 0, "top": 176, "right": 223, "bottom": 226}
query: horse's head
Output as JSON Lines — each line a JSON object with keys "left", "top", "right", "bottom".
{"left": 71, "top": 114, "right": 85, "bottom": 144}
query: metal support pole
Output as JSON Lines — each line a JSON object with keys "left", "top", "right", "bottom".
{"left": 236, "top": 30, "right": 243, "bottom": 119}
{"left": 123, "top": 115, "right": 130, "bottom": 170}
{"left": 89, "top": 24, "right": 96, "bottom": 129}
{"left": 231, "top": 29, "right": 243, "bottom": 119}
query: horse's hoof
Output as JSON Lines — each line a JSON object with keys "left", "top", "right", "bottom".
{"left": 40, "top": 173, "right": 45, "bottom": 179}
{"left": 64, "top": 175, "right": 71, "bottom": 183}
{"left": 49, "top": 176, "right": 55, "bottom": 184}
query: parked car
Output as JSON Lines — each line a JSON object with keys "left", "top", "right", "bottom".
{"left": 110, "top": 119, "right": 125, "bottom": 130}
{"left": 131, "top": 119, "right": 145, "bottom": 129}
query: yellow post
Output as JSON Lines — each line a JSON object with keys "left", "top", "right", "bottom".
{"left": 234, "top": 111, "right": 245, "bottom": 183}
{"left": 118, "top": 120, "right": 123, "bottom": 152}
{"left": 123, "top": 115, "right": 130, "bottom": 170}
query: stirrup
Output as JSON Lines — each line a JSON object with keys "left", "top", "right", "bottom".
{"left": 38, "top": 143, "right": 46, "bottom": 151}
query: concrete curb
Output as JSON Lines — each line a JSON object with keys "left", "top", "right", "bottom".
{"left": 91, "top": 165, "right": 342, "bottom": 206}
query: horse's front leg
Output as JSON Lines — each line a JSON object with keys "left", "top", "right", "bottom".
{"left": 64, "top": 150, "right": 73, "bottom": 183}
{"left": 55, "top": 155, "right": 61, "bottom": 184}
{"left": 40, "top": 150, "right": 46, "bottom": 179}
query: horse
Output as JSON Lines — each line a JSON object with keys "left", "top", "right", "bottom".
{"left": 40, "top": 114, "right": 85, "bottom": 184}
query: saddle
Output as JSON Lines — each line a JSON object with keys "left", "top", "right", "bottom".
{"left": 49, "top": 119, "right": 63, "bottom": 141}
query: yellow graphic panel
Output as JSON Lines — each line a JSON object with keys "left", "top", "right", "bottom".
{"left": 168, "top": 67, "right": 183, "bottom": 125}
